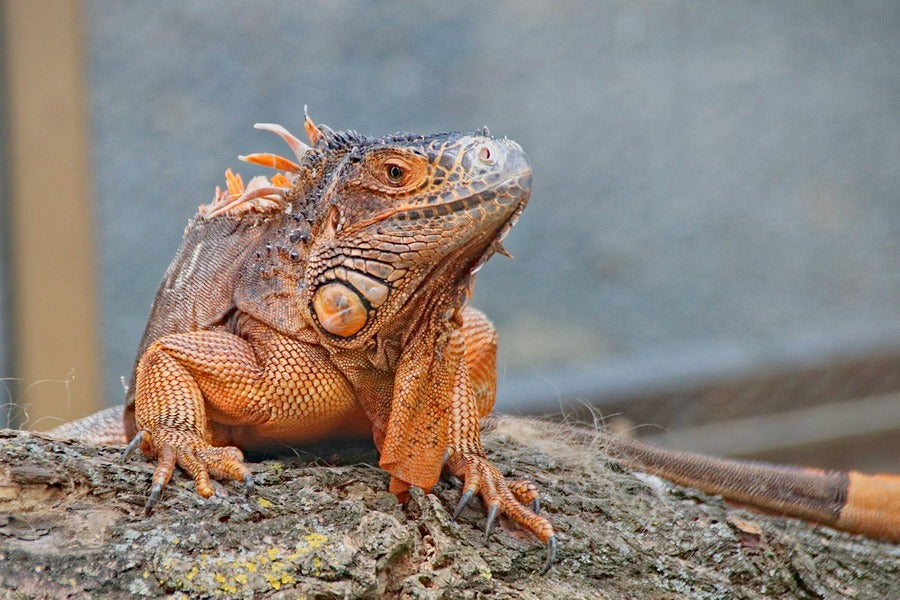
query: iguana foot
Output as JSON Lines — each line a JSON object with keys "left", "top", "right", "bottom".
{"left": 123, "top": 429, "right": 253, "bottom": 513}
{"left": 447, "top": 452, "right": 556, "bottom": 573}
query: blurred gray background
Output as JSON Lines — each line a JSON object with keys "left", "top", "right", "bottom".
{"left": 4, "top": 1, "right": 899, "bottom": 466}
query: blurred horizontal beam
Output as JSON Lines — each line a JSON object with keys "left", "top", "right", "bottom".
{"left": 498, "top": 325, "right": 900, "bottom": 471}
{"left": 498, "top": 322, "right": 900, "bottom": 427}
{"left": 643, "top": 393, "right": 900, "bottom": 471}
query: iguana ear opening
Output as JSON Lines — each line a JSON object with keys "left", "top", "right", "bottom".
{"left": 315, "top": 205, "right": 342, "bottom": 239}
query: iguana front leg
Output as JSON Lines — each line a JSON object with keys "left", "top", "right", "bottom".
{"left": 378, "top": 316, "right": 556, "bottom": 571}
{"left": 453, "top": 308, "right": 547, "bottom": 521}
{"left": 447, "top": 325, "right": 556, "bottom": 572}
{"left": 129, "top": 317, "right": 359, "bottom": 511}
{"left": 130, "top": 337, "right": 253, "bottom": 507}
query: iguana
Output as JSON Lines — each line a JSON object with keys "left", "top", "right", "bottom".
{"left": 48, "top": 115, "right": 900, "bottom": 574}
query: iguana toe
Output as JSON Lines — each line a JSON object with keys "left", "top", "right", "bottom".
{"left": 509, "top": 479, "right": 541, "bottom": 512}
{"left": 447, "top": 452, "right": 556, "bottom": 567}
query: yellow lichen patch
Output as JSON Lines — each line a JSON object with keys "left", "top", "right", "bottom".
{"left": 265, "top": 574, "right": 282, "bottom": 591}
{"left": 480, "top": 566, "right": 492, "bottom": 580}
{"left": 143, "top": 534, "right": 331, "bottom": 596}
{"left": 304, "top": 533, "right": 328, "bottom": 549}
{"left": 257, "top": 497, "right": 273, "bottom": 509}
{"left": 270, "top": 462, "right": 284, "bottom": 473}
{"left": 221, "top": 582, "right": 238, "bottom": 594}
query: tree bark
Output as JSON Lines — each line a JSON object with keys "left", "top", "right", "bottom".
{"left": 1, "top": 417, "right": 897, "bottom": 599}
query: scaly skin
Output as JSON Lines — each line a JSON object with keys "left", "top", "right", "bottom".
{"left": 47, "top": 116, "right": 900, "bottom": 574}
{"left": 52, "top": 115, "right": 557, "bottom": 570}
{"left": 602, "top": 435, "right": 900, "bottom": 542}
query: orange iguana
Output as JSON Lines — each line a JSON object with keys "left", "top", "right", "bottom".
{"left": 48, "top": 115, "right": 900, "bottom": 573}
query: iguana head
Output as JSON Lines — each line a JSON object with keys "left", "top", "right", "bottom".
{"left": 211, "top": 115, "right": 531, "bottom": 346}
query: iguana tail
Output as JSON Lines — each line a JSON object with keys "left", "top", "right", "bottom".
{"left": 604, "top": 435, "right": 900, "bottom": 542}
{"left": 45, "top": 405, "right": 127, "bottom": 445}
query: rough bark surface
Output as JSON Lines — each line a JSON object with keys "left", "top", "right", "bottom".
{"left": 1, "top": 417, "right": 897, "bottom": 599}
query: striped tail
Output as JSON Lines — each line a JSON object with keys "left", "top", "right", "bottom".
{"left": 605, "top": 435, "right": 900, "bottom": 542}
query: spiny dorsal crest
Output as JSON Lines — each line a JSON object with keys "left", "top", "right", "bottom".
{"left": 201, "top": 112, "right": 364, "bottom": 219}
{"left": 199, "top": 113, "right": 487, "bottom": 221}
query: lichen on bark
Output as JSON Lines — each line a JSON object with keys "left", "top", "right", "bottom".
{"left": 1, "top": 417, "right": 897, "bottom": 599}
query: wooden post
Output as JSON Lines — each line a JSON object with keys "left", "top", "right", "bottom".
{"left": 2, "top": 0, "right": 102, "bottom": 429}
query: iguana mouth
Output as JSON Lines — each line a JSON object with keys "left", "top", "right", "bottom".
{"left": 385, "top": 166, "right": 531, "bottom": 324}
{"left": 342, "top": 165, "right": 532, "bottom": 238}
{"left": 467, "top": 183, "right": 530, "bottom": 274}
{"left": 422, "top": 169, "right": 532, "bottom": 301}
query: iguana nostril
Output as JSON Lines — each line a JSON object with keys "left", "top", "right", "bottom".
{"left": 478, "top": 145, "right": 494, "bottom": 164}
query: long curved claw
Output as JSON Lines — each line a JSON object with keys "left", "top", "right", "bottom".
{"left": 453, "top": 489, "right": 474, "bottom": 520}
{"left": 122, "top": 430, "right": 145, "bottom": 463}
{"left": 253, "top": 123, "right": 310, "bottom": 162}
{"left": 484, "top": 503, "right": 500, "bottom": 543}
{"left": 531, "top": 498, "right": 541, "bottom": 515}
{"left": 145, "top": 482, "right": 163, "bottom": 515}
{"left": 540, "top": 536, "right": 557, "bottom": 575}
{"left": 243, "top": 473, "right": 255, "bottom": 497}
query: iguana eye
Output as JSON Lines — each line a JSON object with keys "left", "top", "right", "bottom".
{"left": 367, "top": 153, "right": 424, "bottom": 190}
{"left": 386, "top": 162, "right": 405, "bottom": 184}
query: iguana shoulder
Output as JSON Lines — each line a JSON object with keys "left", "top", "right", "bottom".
{"left": 123, "top": 209, "right": 282, "bottom": 437}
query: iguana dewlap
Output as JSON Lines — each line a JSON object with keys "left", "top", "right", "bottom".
{"left": 48, "top": 116, "right": 899, "bottom": 575}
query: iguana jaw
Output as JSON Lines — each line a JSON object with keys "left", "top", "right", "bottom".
{"left": 349, "top": 135, "right": 532, "bottom": 262}
{"left": 352, "top": 137, "right": 532, "bottom": 294}
{"left": 467, "top": 169, "right": 531, "bottom": 272}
